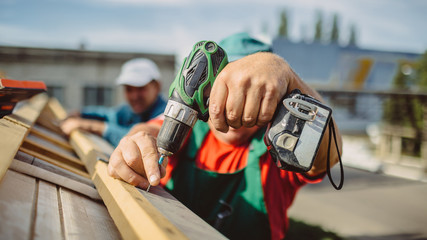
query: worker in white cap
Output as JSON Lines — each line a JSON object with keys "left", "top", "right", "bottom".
{"left": 60, "top": 58, "right": 167, "bottom": 147}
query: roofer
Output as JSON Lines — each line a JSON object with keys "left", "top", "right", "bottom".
{"left": 107, "top": 33, "right": 343, "bottom": 239}
{"left": 61, "top": 58, "right": 167, "bottom": 147}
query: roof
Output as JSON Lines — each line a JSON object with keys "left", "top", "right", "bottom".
{"left": 0, "top": 92, "right": 226, "bottom": 239}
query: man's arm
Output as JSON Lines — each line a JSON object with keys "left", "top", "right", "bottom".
{"left": 107, "top": 52, "right": 342, "bottom": 188}
{"left": 208, "top": 52, "right": 342, "bottom": 177}
{"left": 60, "top": 117, "right": 106, "bottom": 136}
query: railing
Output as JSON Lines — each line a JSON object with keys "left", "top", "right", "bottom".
{"left": 317, "top": 89, "right": 427, "bottom": 165}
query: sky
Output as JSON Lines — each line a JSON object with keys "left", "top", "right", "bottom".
{"left": 1, "top": 0, "right": 426, "bottom": 59}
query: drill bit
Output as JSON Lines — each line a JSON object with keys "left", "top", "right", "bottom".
{"left": 146, "top": 154, "right": 166, "bottom": 192}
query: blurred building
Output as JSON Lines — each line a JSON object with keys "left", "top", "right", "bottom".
{"left": 273, "top": 39, "right": 422, "bottom": 134}
{"left": 0, "top": 46, "right": 175, "bottom": 111}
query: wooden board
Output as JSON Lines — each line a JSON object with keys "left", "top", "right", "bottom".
{"left": 60, "top": 187, "right": 121, "bottom": 240}
{"left": 36, "top": 98, "right": 67, "bottom": 135}
{"left": 0, "top": 170, "right": 36, "bottom": 240}
{"left": 31, "top": 124, "right": 72, "bottom": 150}
{"left": 15, "top": 151, "right": 93, "bottom": 187}
{"left": 0, "top": 169, "right": 120, "bottom": 239}
{"left": 0, "top": 95, "right": 123, "bottom": 240}
{"left": 23, "top": 133, "right": 84, "bottom": 170}
{"left": 70, "top": 130, "right": 226, "bottom": 240}
{"left": 10, "top": 159, "right": 100, "bottom": 200}
{"left": 0, "top": 119, "right": 28, "bottom": 181}
{"left": 34, "top": 181, "right": 62, "bottom": 240}
{"left": 0, "top": 93, "right": 48, "bottom": 181}
{"left": 19, "top": 147, "right": 90, "bottom": 179}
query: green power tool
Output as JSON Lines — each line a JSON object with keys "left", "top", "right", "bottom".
{"left": 156, "top": 41, "right": 228, "bottom": 161}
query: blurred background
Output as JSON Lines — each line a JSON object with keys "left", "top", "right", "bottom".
{"left": 1, "top": 0, "right": 427, "bottom": 239}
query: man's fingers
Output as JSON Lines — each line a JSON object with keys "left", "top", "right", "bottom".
{"left": 225, "top": 89, "right": 245, "bottom": 129}
{"left": 209, "top": 75, "right": 229, "bottom": 132}
{"left": 131, "top": 132, "right": 161, "bottom": 186}
{"left": 242, "top": 88, "right": 262, "bottom": 127}
{"left": 257, "top": 88, "right": 279, "bottom": 126}
{"left": 121, "top": 136, "right": 145, "bottom": 174}
{"left": 108, "top": 148, "right": 148, "bottom": 188}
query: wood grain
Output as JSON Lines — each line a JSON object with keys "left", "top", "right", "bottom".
{"left": 23, "top": 133, "right": 84, "bottom": 169}
{"left": 33, "top": 181, "right": 62, "bottom": 240}
{"left": 0, "top": 170, "right": 36, "bottom": 239}
{"left": 0, "top": 93, "right": 48, "bottom": 181}
{"left": 10, "top": 159, "right": 100, "bottom": 200}
{"left": 19, "top": 147, "right": 90, "bottom": 179}
{"left": 31, "top": 124, "right": 72, "bottom": 150}
{"left": 60, "top": 187, "right": 121, "bottom": 240}
{"left": 70, "top": 130, "right": 226, "bottom": 240}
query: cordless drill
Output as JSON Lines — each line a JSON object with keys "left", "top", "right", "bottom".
{"left": 156, "top": 41, "right": 228, "bottom": 162}
{"left": 157, "top": 40, "right": 333, "bottom": 175}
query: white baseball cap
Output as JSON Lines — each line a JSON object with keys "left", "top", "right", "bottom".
{"left": 116, "top": 58, "right": 161, "bottom": 87}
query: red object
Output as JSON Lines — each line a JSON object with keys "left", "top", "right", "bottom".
{"left": 0, "top": 78, "right": 47, "bottom": 118}
{"left": 0, "top": 78, "right": 47, "bottom": 90}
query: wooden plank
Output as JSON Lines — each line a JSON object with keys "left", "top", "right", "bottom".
{"left": 70, "top": 130, "right": 226, "bottom": 240}
{"left": 15, "top": 151, "right": 93, "bottom": 186}
{"left": 0, "top": 170, "right": 36, "bottom": 239}
{"left": 46, "top": 97, "right": 67, "bottom": 120}
{"left": 60, "top": 187, "right": 121, "bottom": 240}
{"left": 0, "top": 120, "right": 28, "bottom": 181}
{"left": 0, "top": 93, "right": 48, "bottom": 181}
{"left": 9, "top": 159, "right": 100, "bottom": 200}
{"left": 34, "top": 181, "right": 62, "bottom": 240}
{"left": 36, "top": 97, "right": 67, "bottom": 135}
{"left": 23, "top": 133, "right": 84, "bottom": 169}
{"left": 31, "top": 124, "right": 72, "bottom": 150}
{"left": 19, "top": 147, "right": 90, "bottom": 179}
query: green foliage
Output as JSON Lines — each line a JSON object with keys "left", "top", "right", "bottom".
{"left": 383, "top": 56, "right": 425, "bottom": 156}
{"left": 330, "top": 14, "right": 339, "bottom": 43}
{"left": 278, "top": 9, "right": 289, "bottom": 38}
{"left": 415, "top": 50, "right": 427, "bottom": 90}
{"left": 348, "top": 24, "right": 357, "bottom": 46}
{"left": 314, "top": 10, "right": 323, "bottom": 42}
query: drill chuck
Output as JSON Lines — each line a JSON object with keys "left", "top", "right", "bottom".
{"left": 157, "top": 100, "right": 198, "bottom": 156}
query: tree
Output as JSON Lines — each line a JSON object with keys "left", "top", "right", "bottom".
{"left": 278, "top": 9, "right": 289, "bottom": 38}
{"left": 348, "top": 24, "right": 357, "bottom": 46}
{"left": 314, "top": 10, "right": 323, "bottom": 42}
{"left": 383, "top": 59, "right": 424, "bottom": 156}
{"left": 330, "top": 13, "right": 339, "bottom": 44}
{"left": 415, "top": 50, "right": 427, "bottom": 91}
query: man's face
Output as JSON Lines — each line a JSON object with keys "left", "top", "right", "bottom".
{"left": 208, "top": 120, "right": 260, "bottom": 146}
{"left": 124, "top": 81, "right": 160, "bottom": 114}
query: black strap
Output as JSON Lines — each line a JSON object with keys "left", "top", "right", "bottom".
{"left": 326, "top": 118, "right": 344, "bottom": 190}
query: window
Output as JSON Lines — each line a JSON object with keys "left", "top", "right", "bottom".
{"left": 46, "top": 85, "right": 65, "bottom": 104}
{"left": 83, "top": 86, "right": 113, "bottom": 107}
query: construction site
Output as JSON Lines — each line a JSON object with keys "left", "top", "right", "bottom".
{"left": 1, "top": 1, "right": 426, "bottom": 240}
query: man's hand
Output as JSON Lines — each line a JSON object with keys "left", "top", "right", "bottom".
{"left": 107, "top": 130, "right": 166, "bottom": 189}
{"left": 60, "top": 117, "right": 106, "bottom": 136}
{"left": 209, "top": 52, "right": 293, "bottom": 132}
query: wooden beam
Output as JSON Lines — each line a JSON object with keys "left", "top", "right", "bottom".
{"left": 31, "top": 124, "right": 72, "bottom": 151}
{"left": 22, "top": 133, "right": 85, "bottom": 170}
{"left": 19, "top": 147, "right": 90, "bottom": 179}
{"left": 0, "top": 93, "right": 48, "bottom": 181}
{"left": 9, "top": 159, "right": 100, "bottom": 200}
{"left": 15, "top": 151, "right": 93, "bottom": 187}
{"left": 36, "top": 97, "right": 67, "bottom": 135}
{"left": 70, "top": 130, "right": 226, "bottom": 240}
